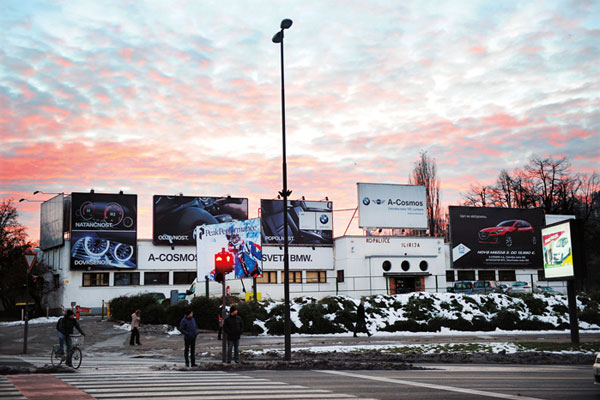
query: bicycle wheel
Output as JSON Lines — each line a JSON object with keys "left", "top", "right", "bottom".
{"left": 70, "top": 347, "right": 82, "bottom": 369}
{"left": 50, "top": 348, "right": 64, "bottom": 367}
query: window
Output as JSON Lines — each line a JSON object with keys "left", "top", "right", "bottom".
{"left": 478, "top": 270, "right": 495, "bottom": 281}
{"left": 337, "top": 270, "right": 345, "bottom": 283}
{"left": 306, "top": 271, "right": 326, "bottom": 283}
{"left": 401, "top": 261, "right": 410, "bottom": 271}
{"left": 498, "top": 270, "right": 516, "bottom": 281}
{"left": 457, "top": 270, "right": 476, "bottom": 281}
{"left": 114, "top": 272, "right": 140, "bottom": 286}
{"left": 256, "top": 271, "right": 277, "bottom": 284}
{"left": 83, "top": 273, "right": 109, "bottom": 287}
{"left": 174, "top": 271, "right": 196, "bottom": 285}
{"left": 287, "top": 271, "right": 302, "bottom": 283}
{"left": 537, "top": 269, "right": 546, "bottom": 281}
{"left": 419, "top": 260, "right": 428, "bottom": 271}
{"left": 144, "top": 272, "right": 169, "bottom": 285}
{"left": 382, "top": 260, "right": 392, "bottom": 271}
{"left": 446, "top": 270, "right": 455, "bottom": 282}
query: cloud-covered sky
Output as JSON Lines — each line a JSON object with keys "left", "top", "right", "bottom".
{"left": 2, "top": 0, "right": 598, "bottom": 242}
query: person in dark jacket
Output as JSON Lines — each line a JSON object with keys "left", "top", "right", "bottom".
{"left": 223, "top": 305, "right": 243, "bottom": 363}
{"left": 56, "top": 309, "right": 85, "bottom": 366}
{"left": 217, "top": 305, "right": 225, "bottom": 340}
{"left": 178, "top": 310, "right": 198, "bottom": 367}
{"left": 353, "top": 300, "right": 371, "bottom": 337}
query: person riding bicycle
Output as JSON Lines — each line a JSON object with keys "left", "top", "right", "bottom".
{"left": 56, "top": 309, "right": 85, "bottom": 366}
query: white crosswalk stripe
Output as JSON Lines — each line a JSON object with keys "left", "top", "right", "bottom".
{"left": 54, "top": 371, "right": 372, "bottom": 400}
{"left": 0, "top": 377, "right": 26, "bottom": 400}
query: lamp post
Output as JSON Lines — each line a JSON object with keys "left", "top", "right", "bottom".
{"left": 272, "top": 18, "right": 293, "bottom": 361}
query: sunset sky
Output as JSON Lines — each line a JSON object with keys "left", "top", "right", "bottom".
{"left": 2, "top": 0, "right": 598, "bottom": 243}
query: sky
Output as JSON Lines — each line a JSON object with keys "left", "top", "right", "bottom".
{"left": 1, "top": 0, "right": 598, "bottom": 243}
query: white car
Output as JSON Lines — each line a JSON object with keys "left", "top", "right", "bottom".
{"left": 594, "top": 353, "right": 600, "bottom": 384}
{"left": 552, "top": 237, "right": 571, "bottom": 264}
{"left": 507, "top": 281, "right": 532, "bottom": 294}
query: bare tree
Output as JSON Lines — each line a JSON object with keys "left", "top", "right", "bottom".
{"left": 409, "top": 151, "right": 444, "bottom": 237}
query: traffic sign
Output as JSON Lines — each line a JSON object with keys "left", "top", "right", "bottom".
{"left": 24, "top": 253, "right": 37, "bottom": 270}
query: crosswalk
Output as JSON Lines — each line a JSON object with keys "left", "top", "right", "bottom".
{"left": 0, "top": 376, "right": 26, "bottom": 400}
{"left": 53, "top": 370, "right": 372, "bottom": 400}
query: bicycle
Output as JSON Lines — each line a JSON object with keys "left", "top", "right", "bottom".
{"left": 51, "top": 334, "right": 84, "bottom": 369}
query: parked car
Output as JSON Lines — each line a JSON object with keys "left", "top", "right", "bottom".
{"left": 498, "top": 283, "right": 509, "bottom": 293}
{"left": 472, "top": 280, "right": 503, "bottom": 294}
{"left": 450, "top": 281, "right": 474, "bottom": 294}
{"left": 478, "top": 219, "right": 536, "bottom": 247}
{"left": 148, "top": 292, "right": 167, "bottom": 304}
{"left": 506, "top": 281, "right": 532, "bottom": 294}
{"left": 535, "top": 286, "right": 559, "bottom": 295}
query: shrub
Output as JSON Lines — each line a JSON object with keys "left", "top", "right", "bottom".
{"left": 471, "top": 315, "right": 494, "bottom": 331}
{"left": 403, "top": 295, "right": 435, "bottom": 321}
{"left": 519, "top": 294, "right": 547, "bottom": 315}
{"left": 495, "top": 310, "right": 520, "bottom": 330}
{"left": 237, "top": 301, "right": 268, "bottom": 335}
{"left": 579, "top": 300, "right": 600, "bottom": 326}
{"left": 109, "top": 294, "right": 159, "bottom": 323}
{"left": 519, "top": 318, "right": 557, "bottom": 331}
{"left": 298, "top": 302, "right": 344, "bottom": 334}
{"left": 144, "top": 303, "right": 167, "bottom": 324}
{"left": 552, "top": 304, "right": 569, "bottom": 314}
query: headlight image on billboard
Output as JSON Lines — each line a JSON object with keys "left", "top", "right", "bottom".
{"left": 260, "top": 199, "right": 333, "bottom": 246}
{"left": 70, "top": 192, "right": 137, "bottom": 270}
{"left": 357, "top": 183, "right": 427, "bottom": 229}
{"left": 542, "top": 220, "right": 575, "bottom": 280}
{"left": 449, "top": 206, "right": 544, "bottom": 269}
{"left": 196, "top": 219, "right": 262, "bottom": 281}
{"left": 40, "top": 194, "right": 65, "bottom": 250}
{"left": 153, "top": 195, "right": 248, "bottom": 246}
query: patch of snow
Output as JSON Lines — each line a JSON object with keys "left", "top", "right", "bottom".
{"left": 0, "top": 316, "right": 60, "bottom": 326}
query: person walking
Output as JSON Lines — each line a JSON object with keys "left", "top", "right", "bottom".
{"left": 223, "top": 305, "right": 244, "bottom": 363}
{"left": 130, "top": 309, "right": 141, "bottom": 345}
{"left": 178, "top": 310, "right": 198, "bottom": 367}
{"left": 56, "top": 309, "right": 86, "bottom": 367}
{"left": 353, "top": 300, "right": 371, "bottom": 337}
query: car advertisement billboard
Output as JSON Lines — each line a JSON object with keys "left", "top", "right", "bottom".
{"left": 260, "top": 199, "right": 333, "bottom": 246}
{"left": 196, "top": 219, "right": 262, "bottom": 281}
{"left": 153, "top": 195, "right": 248, "bottom": 246}
{"left": 541, "top": 219, "right": 585, "bottom": 280}
{"left": 40, "top": 194, "right": 65, "bottom": 250}
{"left": 357, "top": 183, "right": 427, "bottom": 229}
{"left": 70, "top": 192, "right": 137, "bottom": 269}
{"left": 449, "top": 206, "right": 544, "bottom": 269}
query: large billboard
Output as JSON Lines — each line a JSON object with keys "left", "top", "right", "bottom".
{"left": 260, "top": 199, "right": 333, "bottom": 246}
{"left": 449, "top": 206, "right": 544, "bottom": 269}
{"left": 196, "top": 219, "right": 262, "bottom": 281}
{"left": 357, "top": 183, "right": 427, "bottom": 229}
{"left": 70, "top": 192, "right": 137, "bottom": 269}
{"left": 542, "top": 219, "right": 584, "bottom": 280}
{"left": 40, "top": 194, "right": 65, "bottom": 250}
{"left": 153, "top": 195, "right": 248, "bottom": 246}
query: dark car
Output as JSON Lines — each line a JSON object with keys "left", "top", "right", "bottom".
{"left": 478, "top": 219, "right": 536, "bottom": 247}
{"left": 472, "top": 280, "right": 503, "bottom": 294}
{"left": 450, "top": 281, "right": 474, "bottom": 294}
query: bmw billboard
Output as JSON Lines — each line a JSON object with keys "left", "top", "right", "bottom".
{"left": 358, "top": 183, "right": 427, "bottom": 229}
{"left": 70, "top": 192, "right": 137, "bottom": 269}
{"left": 260, "top": 199, "right": 333, "bottom": 246}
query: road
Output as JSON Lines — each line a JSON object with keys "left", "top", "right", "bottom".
{"left": 1, "top": 355, "right": 598, "bottom": 399}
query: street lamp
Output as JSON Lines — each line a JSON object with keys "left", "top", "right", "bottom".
{"left": 19, "top": 199, "right": 43, "bottom": 203}
{"left": 272, "top": 18, "right": 293, "bottom": 362}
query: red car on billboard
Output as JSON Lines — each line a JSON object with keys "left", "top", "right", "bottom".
{"left": 478, "top": 219, "right": 536, "bottom": 247}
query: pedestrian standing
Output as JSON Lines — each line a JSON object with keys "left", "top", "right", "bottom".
{"left": 223, "top": 305, "right": 244, "bottom": 363}
{"left": 217, "top": 305, "right": 225, "bottom": 340}
{"left": 178, "top": 310, "right": 198, "bottom": 367}
{"left": 130, "top": 309, "right": 141, "bottom": 345}
{"left": 353, "top": 300, "right": 371, "bottom": 337}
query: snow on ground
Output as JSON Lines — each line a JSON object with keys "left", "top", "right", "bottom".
{"left": 0, "top": 316, "right": 60, "bottom": 326}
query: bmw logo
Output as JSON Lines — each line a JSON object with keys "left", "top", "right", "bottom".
{"left": 362, "top": 197, "right": 370, "bottom": 206}
{"left": 319, "top": 214, "right": 329, "bottom": 224}
{"left": 376, "top": 199, "right": 383, "bottom": 205}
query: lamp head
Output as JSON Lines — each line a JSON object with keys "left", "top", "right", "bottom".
{"left": 19, "top": 198, "right": 26, "bottom": 202}
{"left": 33, "top": 190, "right": 40, "bottom": 195}
{"left": 280, "top": 19, "right": 293, "bottom": 29}
{"left": 272, "top": 31, "right": 283, "bottom": 43}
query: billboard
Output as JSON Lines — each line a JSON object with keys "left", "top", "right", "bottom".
{"left": 260, "top": 199, "right": 333, "bottom": 246}
{"left": 449, "top": 206, "right": 544, "bottom": 269}
{"left": 357, "top": 183, "right": 427, "bottom": 229}
{"left": 70, "top": 192, "right": 137, "bottom": 269}
{"left": 261, "top": 246, "right": 334, "bottom": 270}
{"left": 196, "top": 219, "right": 262, "bottom": 280}
{"left": 542, "top": 219, "right": 584, "bottom": 280}
{"left": 40, "top": 194, "right": 65, "bottom": 250}
{"left": 153, "top": 195, "right": 248, "bottom": 246}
